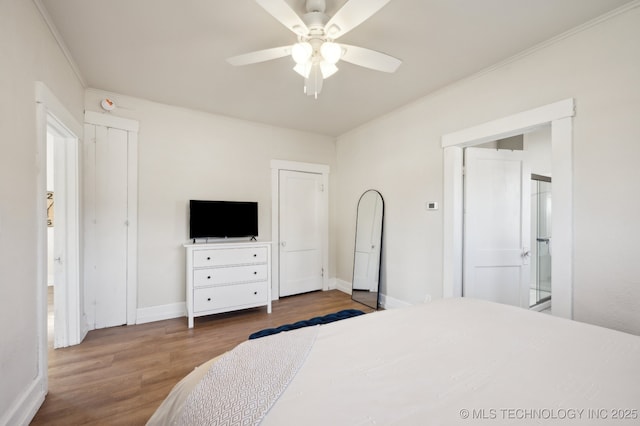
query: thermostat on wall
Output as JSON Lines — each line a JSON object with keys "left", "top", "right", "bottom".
{"left": 426, "top": 201, "right": 439, "bottom": 210}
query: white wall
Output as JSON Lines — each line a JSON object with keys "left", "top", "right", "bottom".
{"left": 0, "top": 0, "right": 84, "bottom": 423}
{"left": 524, "top": 126, "right": 552, "bottom": 176}
{"left": 335, "top": 5, "right": 640, "bottom": 334}
{"left": 84, "top": 90, "right": 336, "bottom": 311}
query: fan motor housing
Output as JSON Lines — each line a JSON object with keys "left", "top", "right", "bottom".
{"left": 303, "top": 11, "right": 329, "bottom": 34}
{"left": 305, "top": 0, "right": 326, "bottom": 13}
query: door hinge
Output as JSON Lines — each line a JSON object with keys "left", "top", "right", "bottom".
{"left": 321, "top": 267, "right": 324, "bottom": 277}
{"left": 319, "top": 183, "right": 325, "bottom": 192}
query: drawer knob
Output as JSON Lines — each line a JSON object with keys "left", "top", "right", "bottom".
{"left": 207, "top": 276, "right": 211, "bottom": 279}
{"left": 207, "top": 297, "right": 211, "bottom": 301}
{"left": 207, "top": 256, "right": 211, "bottom": 260}
{"left": 253, "top": 271, "right": 257, "bottom": 275}
{"left": 253, "top": 254, "right": 257, "bottom": 257}
{"left": 254, "top": 291, "right": 257, "bottom": 295}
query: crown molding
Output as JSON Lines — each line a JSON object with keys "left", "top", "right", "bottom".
{"left": 339, "top": 0, "right": 640, "bottom": 139}
{"left": 32, "top": 0, "right": 87, "bottom": 88}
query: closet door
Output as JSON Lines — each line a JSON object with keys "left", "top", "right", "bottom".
{"left": 84, "top": 117, "right": 137, "bottom": 329}
{"left": 278, "top": 170, "right": 324, "bottom": 297}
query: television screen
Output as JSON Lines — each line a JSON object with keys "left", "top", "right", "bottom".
{"left": 189, "top": 200, "right": 258, "bottom": 239}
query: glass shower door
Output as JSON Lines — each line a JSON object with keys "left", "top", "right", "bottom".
{"left": 531, "top": 177, "right": 552, "bottom": 307}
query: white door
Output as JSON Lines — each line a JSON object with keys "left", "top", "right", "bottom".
{"left": 51, "top": 134, "right": 68, "bottom": 347}
{"left": 353, "top": 191, "right": 383, "bottom": 291}
{"left": 279, "top": 170, "right": 324, "bottom": 297}
{"left": 463, "top": 147, "right": 531, "bottom": 308}
{"left": 49, "top": 124, "right": 81, "bottom": 348}
{"left": 84, "top": 124, "right": 129, "bottom": 328}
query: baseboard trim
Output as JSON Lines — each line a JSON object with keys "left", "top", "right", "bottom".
{"left": 136, "top": 302, "right": 186, "bottom": 325}
{"left": 334, "top": 278, "right": 352, "bottom": 295}
{"left": 379, "top": 293, "right": 412, "bottom": 310}
{"left": 1, "top": 375, "right": 46, "bottom": 426}
{"left": 132, "top": 288, "right": 404, "bottom": 324}
{"left": 332, "top": 279, "right": 412, "bottom": 310}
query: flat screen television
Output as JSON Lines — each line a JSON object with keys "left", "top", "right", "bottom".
{"left": 189, "top": 200, "right": 258, "bottom": 239}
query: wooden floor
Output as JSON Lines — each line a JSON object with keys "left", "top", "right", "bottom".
{"left": 32, "top": 290, "right": 373, "bottom": 425}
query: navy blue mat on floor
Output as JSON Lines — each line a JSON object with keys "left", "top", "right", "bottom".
{"left": 248, "top": 309, "right": 365, "bottom": 340}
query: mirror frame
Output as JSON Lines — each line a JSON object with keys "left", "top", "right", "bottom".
{"left": 351, "top": 189, "right": 384, "bottom": 310}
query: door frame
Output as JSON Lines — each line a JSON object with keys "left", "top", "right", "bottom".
{"left": 47, "top": 118, "right": 82, "bottom": 348}
{"left": 271, "top": 160, "right": 330, "bottom": 300}
{"left": 35, "top": 82, "right": 84, "bottom": 370}
{"left": 442, "top": 98, "right": 575, "bottom": 318}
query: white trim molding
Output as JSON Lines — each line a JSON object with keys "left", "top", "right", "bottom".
{"left": 441, "top": 99, "right": 575, "bottom": 319}
{"left": 378, "top": 294, "right": 412, "bottom": 310}
{"left": 84, "top": 110, "right": 139, "bottom": 132}
{"left": 0, "top": 377, "right": 45, "bottom": 426}
{"left": 27, "top": 81, "right": 84, "bottom": 426}
{"left": 334, "top": 278, "right": 352, "bottom": 295}
{"left": 136, "top": 303, "right": 187, "bottom": 325}
{"left": 32, "top": 0, "right": 87, "bottom": 88}
{"left": 35, "top": 82, "right": 83, "bottom": 136}
{"left": 334, "top": 278, "right": 408, "bottom": 310}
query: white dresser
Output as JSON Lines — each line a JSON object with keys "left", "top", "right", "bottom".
{"left": 185, "top": 241, "right": 272, "bottom": 328}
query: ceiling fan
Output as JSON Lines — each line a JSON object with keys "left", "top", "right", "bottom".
{"left": 227, "top": 0, "right": 401, "bottom": 98}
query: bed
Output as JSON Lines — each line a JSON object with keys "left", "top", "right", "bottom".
{"left": 147, "top": 298, "right": 640, "bottom": 425}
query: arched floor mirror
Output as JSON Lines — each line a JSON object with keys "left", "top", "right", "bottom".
{"left": 352, "top": 190, "right": 384, "bottom": 310}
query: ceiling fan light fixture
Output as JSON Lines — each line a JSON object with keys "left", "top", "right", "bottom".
{"left": 291, "top": 42, "right": 313, "bottom": 64}
{"left": 320, "top": 41, "right": 342, "bottom": 64}
{"left": 229, "top": 0, "right": 403, "bottom": 98}
{"left": 320, "top": 61, "right": 338, "bottom": 79}
{"left": 326, "top": 24, "right": 341, "bottom": 37}
{"left": 293, "top": 62, "right": 312, "bottom": 78}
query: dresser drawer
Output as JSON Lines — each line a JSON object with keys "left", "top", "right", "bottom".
{"left": 193, "top": 247, "right": 268, "bottom": 267}
{"left": 193, "top": 264, "right": 268, "bottom": 287}
{"left": 193, "top": 283, "right": 268, "bottom": 313}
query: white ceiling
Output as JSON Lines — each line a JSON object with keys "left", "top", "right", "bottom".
{"left": 40, "top": 0, "right": 632, "bottom": 136}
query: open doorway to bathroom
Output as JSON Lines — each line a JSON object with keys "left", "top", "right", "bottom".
{"left": 44, "top": 112, "right": 81, "bottom": 349}
{"left": 530, "top": 175, "right": 552, "bottom": 310}
{"left": 461, "top": 124, "right": 553, "bottom": 312}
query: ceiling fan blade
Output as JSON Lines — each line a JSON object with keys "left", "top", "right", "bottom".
{"left": 340, "top": 44, "right": 401, "bottom": 73}
{"left": 227, "top": 46, "right": 291, "bottom": 66}
{"left": 324, "top": 0, "right": 392, "bottom": 39}
{"left": 255, "top": 0, "right": 309, "bottom": 35}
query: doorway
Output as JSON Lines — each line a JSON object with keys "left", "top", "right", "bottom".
{"left": 36, "top": 82, "right": 84, "bottom": 356}
{"left": 442, "top": 98, "right": 574, "bottom": 318}
{"left": 46, "top": 116, "right": 81, "bottom": 349}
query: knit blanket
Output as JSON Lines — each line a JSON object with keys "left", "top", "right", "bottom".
{"left": 248, "top": 309, "right": 365, "bottom": 339}
{"left": 177, "top": 326, "right": 319, "bottom": 426}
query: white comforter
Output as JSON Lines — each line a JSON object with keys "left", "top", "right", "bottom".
{"left": 149, "top": 298, "right": 640, "bottom": 425}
